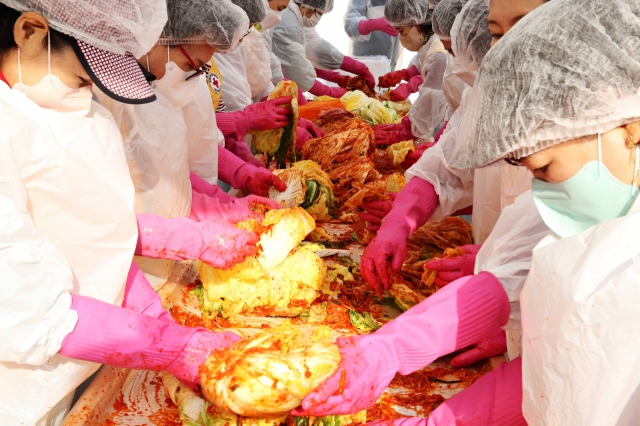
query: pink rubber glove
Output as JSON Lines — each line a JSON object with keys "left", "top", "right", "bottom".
{"left": 309, "top": 80, "right": 348, "bottom": 98}
{"left": 389, "top": 75, "right": 423, "bottom": 102}
{"left": 122, "top": 261, "right": 174, "bottom": 323}
{"left": 434, "top": 120, "right": 449, "bottom": 142}
{"left": 296, "top": 126, "right": 313, "bottom": 150}
{"left": 299, "top": 117, "right": 326, "bottom": 139}
{"left": 216, "top": 111, "right": 250, "bottom": 140}
{"left": 60, "top": 294, "right": 240, "bottom": 389}
{"left": 400, "top": 142, "right": 436, "bottom": 169}
{"left": 293, "top": 272, "right": 511, "bottom": 416}
{"left": 366, "top": 358, "right": 525, "bottom": 426}
{"left": 374, "top": 116, "right": 415, "bottom": 146}
{"left": 357, "top": 192, "right": 398, "bottom": 231}
{"left": 189, "top": 172, "right": 230, "bottom": 203}
{"left": 244, "top": 97, "right": 291, "bottom": 130}
{"left": 425, "top": 244, "right": 482, "bottom": 287}
{"left": 450, "top": 327, "right": 507, "bottom": 368}
{"left": 190, "top": 191, "right": 279, "bottom": 223}
{"left": 357, "top": 17, "right": 400, "bottom": 37}
{"left": 315, "top": 68, "right": 350, "bottom": 88}
{"left": 217, "top": 146, "right": 287, "bottom": 196}
{"left": 340, "top": 56, "right": 376, "bottom": 89}
{"left": 136, "top": 213, "right": 258, "bottom": 270}
{"left": 225, "top": 136, "right": 265, "bottom": 168}
{"left": 360, "top": 178, "right": 438, "bottom": 294}
{"left": 378, "top": 66, "right": 420, "bottom": 88}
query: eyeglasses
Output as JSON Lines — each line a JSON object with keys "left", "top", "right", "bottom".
{"left": 178, "top": 45, "right": 211, "bottom": 81}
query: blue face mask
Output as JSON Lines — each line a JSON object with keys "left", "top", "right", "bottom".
{"left": 532, "top": 133, "right": 640, "bottom": 238}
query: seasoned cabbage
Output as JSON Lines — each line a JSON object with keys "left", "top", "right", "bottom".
{"left": 340, "top": 91, "right": 400, "bottom": 126}
{"left": 200, "top": 322, "right": 340, "bottom": 417}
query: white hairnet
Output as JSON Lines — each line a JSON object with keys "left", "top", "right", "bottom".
{"left": 450, "top": 0, "right": 490, "bottom": 71}
{"left": 0, "top": 0, "right": 166, "bottom": 57}
{"left": 230, "top": 0, "right": 268, "bottom": 24}
{"left": 159, "top": 0, "right": 249, "bottom": 53}
{"left": 384, "top": 0, "right": 432, "bottom": 26}
{"left": 450, "top": 0, "right": 640, "bottom": 169}
{"left": 432, "top": 0, "right": 468, "bottom": 41}
{"left": 297, "top": 0, "right": 334, "bottom": 14}
{"left": 427, "top": 0, "right": 441, "bottom": 9}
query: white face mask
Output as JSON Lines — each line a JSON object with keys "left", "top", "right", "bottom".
{"left": 260, "top": 9, "right": 282, "bottom": 30}
{"left": 400, "top": 26, "right": 425, "bottom": 52}
{"left": 301, "top": 8, "right": 322, "bottom": 27}
{"left": 13, "top": 33, "right": 92, "bottom": 117}
{"left": 151, "top": 46, "right": 201, "bottom": 109}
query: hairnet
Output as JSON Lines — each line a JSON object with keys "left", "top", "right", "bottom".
{"left": 450, "top": 0, "right": 640, "bottom": 169}
{"left": 450, "top": 0, "right": 490, "bottom": 71}
{"left": 159, "top": 0, "right": 249, "bottom": 53}
{"left": 230, "top": 0, "right": 268, "bottom": 24}
{"left": 384, "top": 0, "right": 432, "bottom": 27}
{"left": 297, "top": 0, "right": 334, "bottom": 14}
{"left": 428, "top": 0, "right": 441, "bottom": 9}
{"left": 432, "top": 0, "right": 468, "bottom": 41}
{"left": 0, "top": 0, "right": 166, "bottom": 57}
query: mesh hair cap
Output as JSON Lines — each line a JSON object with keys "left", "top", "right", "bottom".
{"left": 432, "top": 0, "right": 469, "bottom": 41}
{"left": 450, "top": 0, "right": 640, "bottom": 169}
{"left": 159, "top": 0, "right": 249, "bottom": 53}
{"left": 384, "top": 0, "right": 432, "bottom": 26}
{"left": 297, "top": 0, "right": 334, "bottom": 14}
{"left": 428, "top": 0, "right": 441, "bottom": 10}
{"left": 230, "top": 0, "right": 268, "bottom": 24}
{"left": 450, "top": 0, "right": 490, "bottom": 71}
{"left": 0, "top": 0, "right": 166, "bottom": 57}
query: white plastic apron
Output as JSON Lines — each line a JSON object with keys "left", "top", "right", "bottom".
{"left": 215, "top": 50, "right": 253, "bottom": 112}
{"left": 183, "top": 75, "right": 224, "bottom": 186}
{"left": 0, "top": 89, "right": 137, "bottom": 425}
{"left": 521, "top": 196, "right": 640, "bottom": 425}
{"left": 471, "top": 162, "right": 532, "bottom": 244}
{"left": 94, "top": 87, "right": 192, "bottom": 290}
{"left": 243, "top": 27, "right": 273, "bottom": 98}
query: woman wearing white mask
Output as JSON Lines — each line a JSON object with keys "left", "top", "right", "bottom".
{"left": 0, "top": 0, "right": 249, "bottom": 424}
{"left": 94, "top": 0, "right": 279, "bottom": 290}
{"left": 273, "top": 0, "right": 374, "bottom": 98}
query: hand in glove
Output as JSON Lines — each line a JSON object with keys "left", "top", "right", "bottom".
{"left": 357, "top": 192, "right": 398, "bottom": 231}
{"left": 309, "top": 80, "right": 348, "bottom": 98}
{"left": 60, "top": 294, "right": 240, "bottom": 389}
{"left": 340, "top": 56, "right": 376, "bottom": 89}
{"left": 360, "top": 179, "right": 438, "bottom": 293}
{"left": 378, "top": 66, "right": 420, "bottom": 88}
{"left": 190, "top": 191, "right": 279, "bottom": 223}
{"left": 296, "top": 126, "right": 313, "bottom": 150}
{"left": 315, "top": 69, "right": 350, "bottom": 88}
{"left": 122, "top": 261, "right": 174, "bottom": 322}
{"left": 299, "top": 118, "right": 326, "bottom": 139}
{"left": 136, "top": 214, "right": 259, "bottom": 270}
{"left": 400, "top": 142, "right": 436, "bottom": 169}
{"left": 292, "top": 272, "right": 511, "bottom": 416}
{"left": 357, "top": 17, "right": 400, "bottom": 36}
{"left": 425, "top": 244, "right": 482, "bottom": 287}
{"left": 242, "top": 167, "right": 288, "bottom": 197}
{"left": 389, "top": 75, "right": 423, "bottom": 102}
{"left": 245, "top": 96, "right": 291, "bottom": 130}
{"left": 450, "top": 327, "right": 507, "bottom": 368}
{"left": 374, "top": 124, "right": 402, "bottom": 146}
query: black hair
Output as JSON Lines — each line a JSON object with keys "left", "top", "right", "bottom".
{"left": 0, "top": 3, "right": 73, "bottom": 55}
{"left": 417, "top": 23, "right": 434, "bottom": 41}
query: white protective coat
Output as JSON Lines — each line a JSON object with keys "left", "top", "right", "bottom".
{"left": 521, "top": 195, "right": 640, "bottom": 426}
{"left": 0, "top": 83, "right": 137, "bottom": 424}
{"left": 262, "top": 27, "right": 284, "bottom": 85}
{"left": 182, "top": 75, "right": 225, "bottom": 185}
{"left": 407, "top": 35, "right": 449, "bottom": 139}
{"left": 93, "top": 86, "right": 192, "bottom": 291}
{"left": 304, "top": 26, "right": 344, "bottom": 71}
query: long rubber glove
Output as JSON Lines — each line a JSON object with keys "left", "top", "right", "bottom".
{"left": 215, "top": 97, "right": 291, "bottom": 139}
{"left": 315, "top": 68, "right": 349, "bottom": 88}
{"left": 59, "top": 294, "right": 240, "bottom": 389}
{"left": 450, "top": 327, "right": 507, "bottom": 368}
{"left": 296, "top": 118, "right": 327, "bottom": 149}
{"left": 293, "top": 271, "right": 511, "bottom": 416}
{"left": 360, "top": 177, "right": 438, "bottom": 291}
{"left": 366, "top": 357, "right": 525, "bottom": 426}
{"left": 136, "top": 213, "right": 258, "bottom": 270}
{"left": 400, "top": 142, "right": 436, "bottom": 170}
{"left": 189, "top": 172, "right": 230, "bottom": 203}
{"left": 122, "top": 261, "right": 174, "bottom": 323}
{"left": 389, "top": 74, "right": 424, "bottom": 102}
{"left": 309, "top": 80, "right": 347, "bottom": 98}
{"left": 340, "top": 56, "right": 376, "bottom": 89}
{"left": 190, "top": 191, "right": 278, "bottom": 223}
{"left": 374, "top": 116, "right": 415, "bottom": 146}
{"left": 357, "top": 17, "right": 399, "bottom": 37}
{"left": 225, "top": 136, "right": 265, "bottom": 168}
{"left": 378, "top": 66, "right": 420, "bottom": 88}
{"left": 426, "top": 244, "right": 482, "bottom": 287}
{"left": 358, "top": 192, "right": 398, "bottom": 231}
{"left": 217, "top": 146, "right": 287, "bottom": 196}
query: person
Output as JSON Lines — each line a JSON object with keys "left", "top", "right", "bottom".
{"left": 0, "top": 0, "right": 253, "bottom": 424}
{"left": 272, "top": 0, "right": 374, "bottom": 98}
{"left": 373, "top": 0, "right": 448, "bottom": 143}
{"left": 344, "top": 0, "right": 401, "bottom": 71}
{"left": 94, "top": 0, "right": 279, "bottom": 290}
